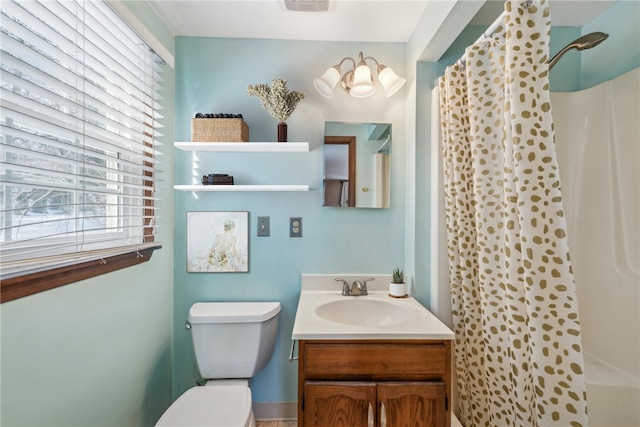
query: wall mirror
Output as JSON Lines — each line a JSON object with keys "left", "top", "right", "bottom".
{"left": 323, "top": 122, "right": 391, "bottom": 208}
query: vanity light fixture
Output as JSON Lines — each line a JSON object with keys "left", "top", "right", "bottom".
{"left": 313, "top": 52, "right": 406, "bottom": 99}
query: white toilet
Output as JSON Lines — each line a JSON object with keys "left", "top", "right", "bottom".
{"left": 156, "top": 302, "right": 281, "bottom": 427}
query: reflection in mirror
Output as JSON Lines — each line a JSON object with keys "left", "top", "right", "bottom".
{"left": 323, "top": 122, "right": 391, "bottom": 208}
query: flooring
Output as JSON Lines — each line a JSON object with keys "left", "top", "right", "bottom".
{"left": 255, "top": 421, "right": 297, "bottom": 427}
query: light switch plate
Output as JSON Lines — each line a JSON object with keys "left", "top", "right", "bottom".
{"left": 290, "top": 217, "right": 302, "bottom": 237}
{"left": 257, "top": 216, "right": 270, "bottom": 236}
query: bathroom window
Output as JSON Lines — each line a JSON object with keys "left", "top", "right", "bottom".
{"left": 0, "top": 0, "right": 164, "bottom": 301}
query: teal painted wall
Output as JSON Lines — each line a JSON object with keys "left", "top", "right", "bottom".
{"left": 548, "top": 27, "right": 583, "bottom": 92}
{"left": 0, "top": 2, "right": 175, "bottom": 426}
{"left": 173, "top": 38, "right": 408, "bottom": 403}
{"left": 581, "top": 1, "right": 640, "bottom": 88}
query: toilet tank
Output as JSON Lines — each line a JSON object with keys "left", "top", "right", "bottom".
{"left": 188, "top": 302, "right": 280, "bottom": 379}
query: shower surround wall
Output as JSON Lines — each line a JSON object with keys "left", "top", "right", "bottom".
{"left": 432, "top": 67, "right": 640, "bottom": 426}
{"left": 551, "top": 67, "right": 640, "bottom": 425}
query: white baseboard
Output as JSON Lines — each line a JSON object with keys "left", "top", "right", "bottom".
{"left": 253, "top": 401, "right": 298, "bottom": 421}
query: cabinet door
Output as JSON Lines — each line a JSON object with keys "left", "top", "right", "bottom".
{"left": 378, "top": 382, "right": 446, "bottom": 427}
{"left": 304, "top": 381, "right": 376, "bottom": 427}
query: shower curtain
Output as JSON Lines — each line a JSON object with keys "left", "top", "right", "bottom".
{"left": 437, "top": 1, "right": 588, "bottom": 425}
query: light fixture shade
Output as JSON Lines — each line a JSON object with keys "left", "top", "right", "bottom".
{"left": 377, "top": 65, "right": 406, "bottom": 97}
{"left": 313, "top": 66, "right": 341, "bottom": 98}
{"left": 349, "top": 63, "right": 375, "bottom": 98}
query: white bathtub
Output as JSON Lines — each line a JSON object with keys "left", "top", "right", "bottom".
{"left": 584, "top": 352, "right": 640, "bottom": 426}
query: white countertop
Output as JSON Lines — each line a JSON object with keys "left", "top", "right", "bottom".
{"left": 292, "top": 274, "right": 455, "bottom": 341}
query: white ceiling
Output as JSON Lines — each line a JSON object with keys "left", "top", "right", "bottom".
{"left": 146, "top": 0, "right": 619, "bottom": 43}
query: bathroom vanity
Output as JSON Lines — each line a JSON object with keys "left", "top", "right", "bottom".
{"left": 292, "top": 275, "right": 454, "bottom": 427}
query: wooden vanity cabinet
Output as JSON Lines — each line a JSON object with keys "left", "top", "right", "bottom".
{"left": 304, "top": 381, "right": 446, "bottom": 427}
{"left": 297, "top": 340, "right": 451, "bottom": 427}
{"left": 304, "top": 382, "right": 375, "bottom": 427}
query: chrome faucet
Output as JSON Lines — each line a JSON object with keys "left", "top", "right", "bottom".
{"left": 352, "top": 278, "right": 374, "bottom": 296}
{"left": 335, "top": 277, "right": 375, "bottom": 296}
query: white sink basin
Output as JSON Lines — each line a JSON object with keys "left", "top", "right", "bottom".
{"left": 292, "top": 274, "right": 456, "bottom": 340}
{"left": 315, "top": 298, "right": 413, "bottom": 326}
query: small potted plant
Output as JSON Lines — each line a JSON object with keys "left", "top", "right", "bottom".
{"left": 246, "top": 77, "right": 305, "bottom": 142}
{"left": 389, "top": 267, "right": 407, "bottom": 298}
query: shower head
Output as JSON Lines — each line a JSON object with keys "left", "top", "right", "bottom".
{"left": 548, "top": 32, "right": 609, "bottom": 70}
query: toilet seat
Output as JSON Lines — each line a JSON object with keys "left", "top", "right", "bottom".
{"left": 155, "top": 384, "right": 252, "bottom": 427}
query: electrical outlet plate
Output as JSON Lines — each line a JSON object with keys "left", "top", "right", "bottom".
{"left": 257, "top": 216, "right": 270, "bottom": 236}
{"left": 290, "top": 217, "right": 302, "bottom": 237}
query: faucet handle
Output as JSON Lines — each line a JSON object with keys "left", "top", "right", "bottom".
{"left": 359, "top": 277, "right": 375, "bottom": 295}
{"left": 335, "top": 278, "right": 350, "bottom": 295}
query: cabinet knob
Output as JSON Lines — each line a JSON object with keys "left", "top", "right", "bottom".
{"left": 368, "top": 402, "right": 374, "bottom": 427}
{"left": 380, "top": 402, "right": 387, "bottom": 427}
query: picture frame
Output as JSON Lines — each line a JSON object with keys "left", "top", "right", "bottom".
{"left": 186, "top": 211, "right": 249, "bottom": 273}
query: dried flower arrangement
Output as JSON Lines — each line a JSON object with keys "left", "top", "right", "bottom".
{"left": 246, "top": 77, "right": 305, "bottom": 123}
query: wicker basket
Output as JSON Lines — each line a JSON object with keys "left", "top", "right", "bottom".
{"left": 191, "top": 118, "right": 249, "bottom": 142}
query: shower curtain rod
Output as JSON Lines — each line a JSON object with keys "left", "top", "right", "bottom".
{"left": 453, "top": 0, "right": 533, "bottom": 68}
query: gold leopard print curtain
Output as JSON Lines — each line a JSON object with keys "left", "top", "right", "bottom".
{"left": 437, "top": 1, "right": 588, "bottom": 425}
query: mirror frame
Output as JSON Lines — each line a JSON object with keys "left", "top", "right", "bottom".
{"left": 324, "top": 136, "right": 356, "bottom": 207}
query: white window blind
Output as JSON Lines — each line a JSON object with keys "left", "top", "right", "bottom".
{"left": 0, "top": 0, "right": 163, "bottom": 279}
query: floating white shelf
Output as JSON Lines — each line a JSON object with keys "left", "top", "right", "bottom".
{"left": 174, "top": 184, "right": 309, "bottom": 192}
{"left": 174, "top": 142, "right": 309, "bottom": 152}
{"left": 174, "top": 141, "right": 310, "bottom": 193}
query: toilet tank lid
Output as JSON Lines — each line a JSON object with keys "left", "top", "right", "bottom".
{"left": 189, "top": 302, "right": 281, "bottom": 324}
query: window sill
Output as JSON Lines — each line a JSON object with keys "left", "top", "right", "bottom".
{"left": 0, "top": 245, "right": 162, "bottom": 303}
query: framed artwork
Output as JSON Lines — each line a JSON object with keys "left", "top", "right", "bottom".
{"left": 187, "top": 211, "right": 249, "bottom": 273}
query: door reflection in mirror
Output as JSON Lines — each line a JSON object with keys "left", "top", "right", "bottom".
{"left": 323, "top": 122, "right": 391, "bottom": 208}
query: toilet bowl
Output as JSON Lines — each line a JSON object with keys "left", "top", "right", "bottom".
{"left": 155, "top": 380, "right": 255, "bottom": 427}
{"left": 155, "top": 302, "right": 280, "bottom": 427}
